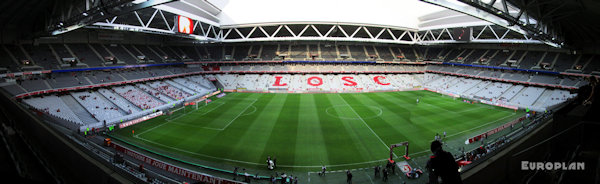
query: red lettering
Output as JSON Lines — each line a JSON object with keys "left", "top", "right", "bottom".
{"left": 273, "top": 76, "right": 287, "bottom": 86}
{"left": 341, "top": 76, "right": 357, "bottom": 86}
{"left": 374, "top": 76, "right": 390, "bottom": 85}
{"left": 307, "top": 77, "right": 323, "bottom": 86}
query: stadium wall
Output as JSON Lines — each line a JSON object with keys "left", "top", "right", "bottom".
{"left": 0, "top": 90, "right": 134, "bottom": 183}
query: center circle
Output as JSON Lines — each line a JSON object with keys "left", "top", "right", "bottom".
{"left": 325, "top": 105, "right": 383, "bottom": 120}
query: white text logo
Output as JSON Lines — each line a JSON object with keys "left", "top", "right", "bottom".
{"left": 521, "top": 161, "right": 584, "bottom": 170}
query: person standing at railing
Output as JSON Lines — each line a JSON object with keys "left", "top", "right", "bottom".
{"left": 427, "top": 140, "right": 463, "bottom": 184}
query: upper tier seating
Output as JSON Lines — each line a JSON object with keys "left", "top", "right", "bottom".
{"left": 349, "top": 45, "right": 367, "bottom": 60}
{"left": 1, "top": 42, "right": 597, "bottom": 73}
{"left": 47, "top": 73, "right": 91, "bottom": 89}
{"left": 70, "top": 44, "right": 104, "bottom": 67}
{"left": 0, "top": 45, "right": 20, "bottom": 72}
{"left": 22, "top": 44, "right": 60, "bottom": 70}
{"left": 105, "top": 44, "right": 137, "bottom": 64}
{"left": 20, "top": 78, "right": 51, "bottom": 92}
{"left": 518, "top": 51, "right": 544, "bottom": 69}
{"left": 136, "top": 45, "right": 162, "bottom": 63}
{"left": 86, "top": 71, "right": 124, "bottom": 84}
{"left": 1, "top": 84, "right": 27, "bottom": 95}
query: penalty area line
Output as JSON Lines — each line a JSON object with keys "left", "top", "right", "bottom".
{"left": 134, "top": 120, "right": 171, "bottom": 138}
{"left": 138, "top": 101, "right": 228, "bottom": 137}
{"left": 165, "top": 101, "right": 225, "bottom": 122}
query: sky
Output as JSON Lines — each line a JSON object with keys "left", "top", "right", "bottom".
{"left": 210, "top": 0, "right": 447, "bottom": 29}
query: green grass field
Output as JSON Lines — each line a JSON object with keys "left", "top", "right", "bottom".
{"left": 111, "top": 90, "right": 523, "bottom": 172}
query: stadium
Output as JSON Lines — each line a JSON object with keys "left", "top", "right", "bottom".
{"left": 0, "top": 0, "right": 599, "bottom": 183}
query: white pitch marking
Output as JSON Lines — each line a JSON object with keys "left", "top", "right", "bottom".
{"left": 366, "top": 173, "right": 375, "bottom": 184}
{"left": 133, "top": 94, "right": 520, "bottom": 170}
{"left": 217, "top": 98, "right": 258, "bottom": 130}
{"left": 135, "top": 135, "right": 392, "bottom": 168}
{"left": 135, "top": 120, "right": 171, "bottom": 138}
{"left": 337, "top": 94, "right": 398, "bottom": 158}
{"left": 446, "top": 112, "right": 517, "bottom": 139}
{"left": 324, "top": 105, "right": 383, "bottom": 120}
{"left": 166, "top": 102, "right": 225, "bottom": 122}
{"left": 240, "top": 105, "right": 257, "bottom": 116}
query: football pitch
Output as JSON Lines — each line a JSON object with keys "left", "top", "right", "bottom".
{"left": 111, "top": 90, "right": 524, "bottom": 171}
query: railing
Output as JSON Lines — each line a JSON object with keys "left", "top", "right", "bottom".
{"left": 107, "top": 135, "right": 255, "bottom": 183}
{"left": 456, "top": 100, "right": 566, "bottom": 173}
{"left": 68, "top": 132, "right": 179, "bottom": 184}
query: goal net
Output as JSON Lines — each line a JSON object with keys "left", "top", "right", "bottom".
{"left": 164, "top": 97, "right": 212, "bottom": 121}
{"left": 165, "top": 101, "right": 201, "bottom": 121}
{"left": 165, "top": 105, "right": 186, "bottom": 121}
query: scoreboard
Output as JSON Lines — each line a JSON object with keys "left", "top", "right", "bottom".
{"left": 453, "top": 27, "right": 471, "bottom": 41}
{"left": 177, "top": 15, "right": 194, "bottom": 34}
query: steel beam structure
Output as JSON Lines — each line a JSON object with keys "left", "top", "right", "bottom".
{"left": 418, "top": 24, "right": 542, "bottom": 44}
{"left": 53, "top": 1, "right": 551, "bottom": 46}
{"left": 85, "top": 8, "right": 219, "bottom": 41}
{"left": 48, "top": 0, "right": 177, "bottom": 35}
{"left": 421, "top": 0, "right": 562, "bottom": 47}
{"left": 219, "top": 23, "right": 419, "bottom": 44}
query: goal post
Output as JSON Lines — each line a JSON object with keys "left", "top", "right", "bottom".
{"left": 390, "top": 141, "right": 410, "bottom": 160}
{"left": 187, "top": 101, "right": 200, "bottom": 110}
{"left": 166, "top": 105, "right": 186, "bottom": 121}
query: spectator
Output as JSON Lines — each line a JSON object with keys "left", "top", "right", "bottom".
{"left": 382, "top": 167, "right": 388, "bottom": 181}
{"left": 281, "top": 173, "right": 287, "bottom": 184}
{"left": 233, "top": 167, "right": 238, "bottom": 180}
{"left": 426, "top": 140, "right": 463, "bottom": 184}
{"left": 244, "top": 169, "right": 250, "bottom": 183}
{"left": 346, "top": 170, "right": 352, "bottom": 184}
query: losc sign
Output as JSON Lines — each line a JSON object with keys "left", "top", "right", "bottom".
{"left": 177, "top": 15, "right": 194, "bottom": 34}
{"left": 273, "top": 75, "right": 392, "bottom": 87}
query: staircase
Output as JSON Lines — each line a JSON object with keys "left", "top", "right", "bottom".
{"left": 531, "top": 89, "right": 553, "bottom": 108}
{"left": 94, "top": 91, "right": 129, "bottom": 115}
{"left": 509, "top": 86, "right": 528, "bottom": 102}
{"left": 60, "top": 95, "right": 98, "bottom": 124}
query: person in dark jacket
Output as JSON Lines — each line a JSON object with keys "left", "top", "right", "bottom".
{"left": 382, "top": 167, "right": 388, "bottom": 181}
{"left": 426, "top": 140, "right": 463, "bottom": 184}
{"left": 346, "top": 170, "right": 352, "bottom": 184}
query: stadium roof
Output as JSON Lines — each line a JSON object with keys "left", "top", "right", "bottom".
{"left": 4, "top": 0, "right": 600, "bottom": 50}
{"left": 505, "top": 0, "right": 600, "bottom": 48}
{"left": 215, "top": 0, "right": 445, "bottom": 30}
